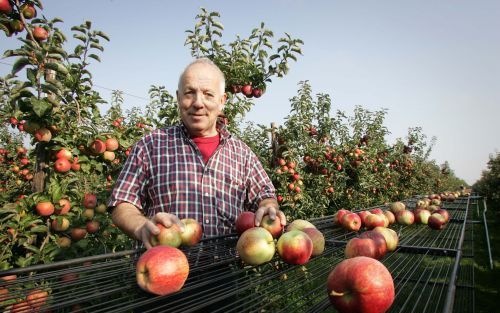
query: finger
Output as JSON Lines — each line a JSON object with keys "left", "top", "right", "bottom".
{"left": 254, "top": 207, "right": 267, "bottom": 227}
{"left": 146, "top": 221, "right": 160, "bottom": 235}
{"left": 277, "top": 210, "right": 287, "bottom": 226}
{"left": 267, "top": 207, "right": 277, "bottom": 220}
{"left": 141, "top": 228, "right": 153, "bottom": 250}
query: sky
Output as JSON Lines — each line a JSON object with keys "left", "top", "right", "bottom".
{"left": 1, "top": 0, "right": 499, "bottom": 185}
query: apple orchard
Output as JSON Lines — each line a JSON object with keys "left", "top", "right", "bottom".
{"left": 0, "top": 3, "right": 467, "bottom": 270}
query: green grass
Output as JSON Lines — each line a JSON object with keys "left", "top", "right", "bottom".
{"left": 473, "top": 201, "right": 500, "bottom": 313}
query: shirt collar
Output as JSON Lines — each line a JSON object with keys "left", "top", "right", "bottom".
{"left": 179, "top": 119, "right": 231, "bottom": 142}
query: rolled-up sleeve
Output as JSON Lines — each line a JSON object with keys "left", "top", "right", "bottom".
{"left": 107, "top": 140, "right": 149, "bottom": 212}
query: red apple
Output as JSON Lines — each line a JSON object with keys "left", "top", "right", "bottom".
{"left": 151, "top": 224, "right": 182, "bottom": 248}
{"left": 364, "top": 214, "right": 385, "bottom": 230}
{"left": 56, "top": 148, "right": 72, "bottom": 160}
{"left": 286, "top": 219, "right": 316, "bottom": 232}
{"left": 357, "top": 211, "right": 371, "bottom": 227}
{"left": 86, "top": 220, "right": 100, "bottom": 233}
{"left": 83, "top": 193, "right": 97, "bottom": 209}
{"left": 359, "top": 231, "right": 387, "bottom": 259}
{"left": 34, "top": 128, "right": 52, "bottom": 142}
{"left": 33, "top": 26, "right": 48, "bottom": 41}
{"left": 54, "top": 198, "right": 71, "bottom": 215}
{"left": 36, "top": 201, "right": 55, "bottom": 216}
{"left": 71, "top": 157, "right": 81, "bottom": 171}
{"left": 70, "top": 228, "right": 87, "bottom": 241}
{"left": 136, "top": 246, "right": 189, "bottom": 296}
{"left": 54, "top": 157, "right": 72, "bottom": 173}
{"left": 395, "top": 210, "right": 415, "bottom": 225}
{"left": 105, "top": 137, "right": 119, "bottom": 151}
{"left": 236, "top": 227, "right": 275, "bottom": 265}
{"left": 260, "top": 214, "right": 284, "bottom": 238}
{"left": 428, "top": 213, "right": 447, "bottom": 230}
{"left": 277, "top": 230, "right": 313, "bottom": 265}
{"left": 103, "top": 151, "right": 116, "bottom": 161}
{"left": 370, "top": 208, "right": 383, "bottom": 215}
{"left": 0, "top": 0, "right": 13, "bottom": 14}
{"left": 344, "top": 237, "right": 379, "bottom": 259}
{"left": 89, "top": 139, "right": 106, "bottom": 154}
{"left": 235, "top": 211, "right": 255, "bottom": 235}
{"left": 341, "top": 213, "right": 361, "bottom": 232}
{"left": 434, "top": 209, "right": 450, "bottom": 223}
{"left": 373, "top": 227, "right": 399, "bottom": 252}
{"left": 414, "top": 209, "right": 431, "bottom": 224}
{"left": 327, "top": 256, "right": 395, "bottom": 313}
{"left": 180, "top": 218, "right": 203, "bottom": 246}
{"left": 333, "top": 209, "right": 350, "bottom": 225}
{"left": 26, "top": 289, "right": 48, "bottom": 309}
{"left": 302, "top": 227, "right": 325, "bottom": 257}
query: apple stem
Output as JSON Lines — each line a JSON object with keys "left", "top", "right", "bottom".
{"left": 330, "top": 289, "right": 345, "bottom": 297}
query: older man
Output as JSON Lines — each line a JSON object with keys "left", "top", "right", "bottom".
{"left": 108, "top": 58, "right": 285, "bottom": 248}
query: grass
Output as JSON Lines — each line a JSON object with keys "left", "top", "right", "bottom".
{"left": 473, "top": 200, "right": 500, "bottom": 313}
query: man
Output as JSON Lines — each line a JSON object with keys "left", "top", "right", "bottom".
{"left": 108, "top": 58, "right": 285, "bottom": 248}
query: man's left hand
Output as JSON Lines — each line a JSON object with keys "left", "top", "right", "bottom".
{"left": 255, "top": 200, "right": 286, "bottom": 227}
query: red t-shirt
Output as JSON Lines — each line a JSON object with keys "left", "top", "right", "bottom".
{"left": 192, "top": 133, "right": 220, "bottom": 163}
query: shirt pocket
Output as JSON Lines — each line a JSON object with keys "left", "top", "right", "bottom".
{"left": 216, "top": 173, "right": 246, "bottom": 227}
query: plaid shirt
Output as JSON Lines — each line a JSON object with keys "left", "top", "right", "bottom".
{"left": 108, "top": 123, "right": 276, "bottom": 237}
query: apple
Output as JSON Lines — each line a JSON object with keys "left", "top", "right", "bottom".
{"left": 341, "top": 213, "right": 361, "bottom": 232}
{"left": 71, "top": 228, "right": 87, "bottom": 241}
{"left": 236, "top": 227, "right": 275, "bottom": 266}
{"left": 86, "top": 220, "right": 100, "bottom": 233}
{"left": 414, "top": 209, "right": 431, "bottom": 224}
{"left": 103, "top": 151, "right": 116, "bottom": 161}
{"left": 359, "top": 231, "right": 387, "bottom": 260}
{"left": 252, "top": 88, "right": 263, "bottom": 98}
{"left": 56, "top": 148, "right": 73, "bottom": 160}
{"left": 344, "top": 237, "right": 378, "bottom": 259}
{"left": 95, "top": 203, "right": 107, "bottom": 214}
{"left": 431, "top": 198, "right": 441, "bottom": 206}
{"left": 286, "top": 219, "right": 316, "bottom": 232}
{"left": 260, "top": 214, "right": 283, "bottom": 238}
{"left": 54, "top": 198, "right": 71, "bottom": 215}
{"left": 105, "top": 137, "right": 119, "bottom": 151}
{"left": 434, "top": 209, "right": 450, "bottom": 223}
{"left": 136, "top": 246, "right": 189, "bottom": 296}
{"left": 241, "top": 84, "right": 253, "bottom": 97}
{"left": 71, "top": 157, "right": 81, "bottom": 171}
{"left": 10, "top": 301, "right": 32, "bottom": 313}
{"left": 395, "top": 210, "right": 415, "bottom": 225}
{"left": 235, "top": 211, "right": 255, "bottom": 235}
{"left": 415, "top": 199, "right": 428, "bottom": 210}
{"left": 34, "top": 128, "right": 52, "bottom": 142}
{"left": 357, "top": 211, "right": 371, "bottom": 227}
{"left": 83, "top": 193, "right": 97, "bottom": 209}
{"left": 327, "top": 256, "right": 395, "bottom": 313}
{"left": 373, "top": 227, "right": 399, "bottom": 252}
{"left": 89, "top": 139, "right": 106, "bottom": 154}
{"left": 428, "top": 213, "right": 447, "bottom": 230}
{"left": 82, "top": 208, "right": 94, "bottom": 220}
{"left": 277, "top": 230, "right": 313, "bottom": 265}
{"left": 151, "top": 224, "right": 182, "bottom": 248}
{"left": 427, "top": 205, "right": 440, "bottom": 212}
{"left": 26, "top": 289, "right": 48, "bottom": 310}
{"left": 54, "top": 158, "right": 72, "bottom": 172}
{"left": 333, "top": 209, "right": 350, "bottom": 225}
{"left": 302, "top": 227, "right": 325, "bottom": 257}
{"left": 370, "top": 208, "right": 383, "bottom": 215}
{"left": 364, "top": 214, "right": 385, "bottom": 230}
{"left": 57, "top": 237, "right": 71, "bottom": 248}
{"left": 383, "top": 210, "right": 395, "bottom": 225}
{"left": 51, "top": 217, "right": 70, "bottom": 231}
{"left": 0, "top": 0, "right": 13, "bottom": 14}
{"left": 36, "top": 201, "right": 55, "bottom": 216}
{"left": 21, "top": 4, "right": 37, "bottom": 19}
{"left": 180, "top": 218, "right": 203, "bottom": 246}
{"left": 389, "top": 201, "right": 405, "bottom": 214}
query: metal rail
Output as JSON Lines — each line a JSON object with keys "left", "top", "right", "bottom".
{"left": 482, "top": 198, "right": 494, "bottom": 270}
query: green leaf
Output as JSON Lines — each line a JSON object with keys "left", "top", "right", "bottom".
{"left": 51, "top": 17, "right": 64, "bottom": 24}
{"left": 41, "top": 83, "right": 61, "bottom": 96}
{"left": 30, "top": 97, "right": 52, "bottom": 117}
{"left": 31, "top": 225, "right": 48, "bottom": 233}
{"left": 71, "top": 26, "right": 87, "bottom": 33}
{"left": 269, "top": 54, "right": 280, "bottom": 61}
{"left": 26, "top": 68, "right": 37, "bottom": 84}
{"left": 212, "top": 21, "right": 224, "bottom": 30}
{"left": 85, "top": 20, "right": 92, "bottom": 29}
{"left": 88, "top": 54, "right": 101, "bottom": 62}
{"left": 73, "top": 34, "right": 87, "bottom": 43}
{"left": 24, "top": 244, "right": 41, "bottom": 254}
{"left": 90, "top": 43, "right": 104, "bottom": 52}
{"left": 45, "top": 62, "right": 69, "bottom": 75}
{"left": 96, "top": 31, "right": 110, "bottom": 41}
{"left": 11, "top": 58, "right": 31, "bottom": 75}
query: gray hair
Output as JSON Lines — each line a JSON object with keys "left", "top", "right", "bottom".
{"left": 178, "top": 58, "right": 226, "bottom": 94}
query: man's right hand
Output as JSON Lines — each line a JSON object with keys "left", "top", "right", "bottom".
{"left": 134, "top": 212, "right": 185, "bottom": 249}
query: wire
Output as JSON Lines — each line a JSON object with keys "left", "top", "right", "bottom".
{"left": 0, "top": 61, "right": 150, "bottom": 101}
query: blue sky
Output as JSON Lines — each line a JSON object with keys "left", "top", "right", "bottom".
{"left": 2, "top": 0, "right": 499, "bottom": 185}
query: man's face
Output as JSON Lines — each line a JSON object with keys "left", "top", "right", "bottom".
{"left": 177, "top": 63, "right": 226, "bottom": 137}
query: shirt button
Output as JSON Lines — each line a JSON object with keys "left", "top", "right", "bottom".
{"left": 205, "top": 219, "right": 210, "bottom": 224}
{"left": 205, "top": 192, "right": 210, "bottom": 197}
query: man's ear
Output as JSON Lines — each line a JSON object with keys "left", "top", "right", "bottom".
{"left": 219, "top": 92, "right": 227, "bottom": 110}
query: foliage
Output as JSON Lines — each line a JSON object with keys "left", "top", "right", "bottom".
{"left": 473, "top": 152, "right": 500, "bottom": 219}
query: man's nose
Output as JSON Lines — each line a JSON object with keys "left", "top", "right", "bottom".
{"left": 192, "top": 92, "right": 204, "bottom": 108}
